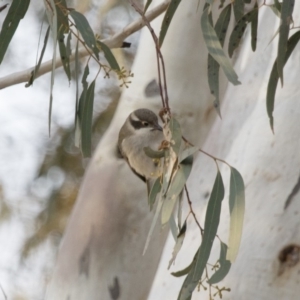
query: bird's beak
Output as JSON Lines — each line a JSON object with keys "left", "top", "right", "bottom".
{"left": 153, "top": 123, "right": 163, "bottom": 131}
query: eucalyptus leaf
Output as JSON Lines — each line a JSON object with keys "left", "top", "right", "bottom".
{"left": 144, "top": 0, "right": 153, "bottom": 13}
{"left": 26, "top": 26, "right": 50, "bottom": 87}
{"left": 70, "top": 10, "right": 99, "bottom": 59}
{"left": 208, "top": 241, "right": 231, "bottom": 284}
{"left": 98, "top": 41, "right": 120, "bottom": 71}
{"left": 148, "top": 177, "right": 162, "bottom": 211}
{"left": 201, "top": 7, "right": 241, "bottom": 85}
{"left": 74, "top": 38, "right": 80, "bottom": 147}
{"left": 159, "top": 0, "right": 183, "bottom": 47}
{"left": 144, "top": 147, "right": 165, "bottom": 159}
{"left": 233, "top": 0, "right": 244, "bottom": 22}
{"left": 277, "top": 0, "right": 294, "bottom": 86}
{"left": 251, "top": 2, "right": 258, "bottom": 52}
{"left": 226, "top": 167, "right": 245, "bottom": 262}
{"left": 0, "top": 0, "right": 30, "bottom": 64}
{"left": 168, "top": 221, "right": 187, "bottom": 269}
{"left": 168, "top": 117, "right": 182, "bottom": 155}
{"left": 266, "top": 30, "right": 300, "bottom": 132}
{"left": 169, "top": 213, "right": 178, "bottom": 241}
{"left": 172, "top": 249, "right": 198, "bottom": 277}
{"left": 178, "top": 171, "right": 225, "bottom": 300}
{"left": 207, "top": 3, "right": 231, "bottom": 116}
{"left": 81, "top": 80, "right": 95, "bottom": 157}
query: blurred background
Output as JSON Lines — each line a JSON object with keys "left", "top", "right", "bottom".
{"left": 0, "top": 0, "right": 140, "bottom": 298}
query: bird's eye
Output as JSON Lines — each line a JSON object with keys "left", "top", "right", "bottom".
{"left": 142, "top": 121, "right": 149, "bottom": 127}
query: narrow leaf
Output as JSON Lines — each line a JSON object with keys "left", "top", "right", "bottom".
{"left": 26, "top": 26, "right": 50, "bottom": 87}
{"left": 70, "top": 10, "right": 99, "bottom": 59}
{"left": 179, "top": 146, "right": 198, "bottom": 163}
{"left": 144, "top": 147, "right": 165, "bottom": 159}
{"left": 168, "top": 221, "right": 187, "bottom": 269}
{"left": 98, "top": 41, "right": 120, "bottom": 71}
{"left": 277, "top": 0, "right": 294, "bottom": 86}
{"left": 159, "top": 0, "right": 182, "bottom": 47}
{"left": 169, "top": 117, "right": 182, "bottom": 155}
{"left": 201, "top": 7, "right": 241, "bottom": 85}
{"left": 58, "top": 29, "right": 71, "bottom": 81}
{"left": 74, "top": 38, "right": 80, "bottom": 147}
{"left": 228, "top": 10, "right": 257, "bottom": 58}
{"left": 178, "top": 171, "right": 225, "bottom": 300}
{"left": 148, "top": 177, "right": 162, "bottom": 211}
{"left": 81, "top": 80, "right": 95, "bottom": 157}
{"left": 172, "top": 249, "right": 199, "bottom": 277}
{"left": 169, "top": 214, "right": 178, "bottom": 241}
{"left": 266, "top": 30, "right": 300, "bottom": 132}
{"left": 208, "top": 242, "right": 231, "bottom": 284}
{"left": 226, "top": 167, "right": 245, "bottom": 262}
{"left": 144, "top": 0, "right": 153, "bottom": 13}
{"left": 207, "top": 3, "right": 231, "bottom": 115}
{"left": 233, "top": 0, "right": 244, "bottom": 22}
{"left": 0, "top": 0, "right": 30, "bottom": 64}
{"left": 143, "top": 195, "right": 164, "bottom": 255}
{"left": 251, "top": 2, "right": 258, "bottom": 52}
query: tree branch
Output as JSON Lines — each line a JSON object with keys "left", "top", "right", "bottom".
{"left": 0, "top": 0, "right": 171, "bottom": 90}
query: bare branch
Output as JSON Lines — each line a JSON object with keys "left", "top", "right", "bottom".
{"left": 0, "top": 0, "right": 171, "bottom": 90}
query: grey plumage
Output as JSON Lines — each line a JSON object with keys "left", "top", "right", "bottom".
{"left": 118, "top": 109, "right": 164, "bottom": 183}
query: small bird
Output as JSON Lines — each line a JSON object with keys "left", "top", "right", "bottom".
{"left": 118, "top": 108, "right": 164, "bottom": 187}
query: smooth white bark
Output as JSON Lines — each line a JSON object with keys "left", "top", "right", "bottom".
{"left": 150, "top": 5, "right": 300, "bottom": 300}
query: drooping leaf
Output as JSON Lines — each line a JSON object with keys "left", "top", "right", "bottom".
{"left": 58, "top": 30, "right": 71, "bottom": 81}
{"left": 98, "top": 41, "right": 120, "bottom": 71}
{"left": 69, "top": 10, "right": 99, "bottom": 59}
{"left": 26, "top": 26, "right": 50, "bottom": 87}
{"left": 148, "top": 177, "right": 162, "bottom": 211}
{"left": 251, "top": 1, "right": 258, "bottom": 52}
{"left": 143, "top": 195, "right": 164, "bottom": 255}
{"left": 226, "top": 167, "right": 245, "bottom": 262}
{"left": 144, "top": 0, "right": 153, "bottom": 13}
{"left": 80, "top": 80, "right": 95, "bottom": 157}
{"left": 233, "top": 0, "right": 244, "bottom": 22}
{"left": 168, "top": 117, "right": 182, "bottom": 155}
{"left": 179, "top": 146, "right": 198, "bottom": 163}
{"left": 159, "top": 0, "right": 183, "bottom": 47}
{"left": 201, "top": 7, "right": 241, "bottom": 85}
{"left": 169, "top": 214, "right": 178, "bottom": 241}
{"left": 161, "top": 155, "right": 193, "bottom": 225}
{"left": 208, "top": 242, "right": 231, "bottom": 284}
{"left": 178, "top": 171, "right": 224, "bottom": 300}
{"left": 269, "top": 4, "right": 281, "bottom": 18}
{"left": 207, "top": 3, "right": 231, "bottom": 116}
{"left": 266, "top": 30, "right": 300, "bottom": 132}
{"left": 277, "top": 0, "right": 294, "bottom": 86}
{"left": 0, "top": 0, "right": 30, "bottom": 64}
{"left": 74, "top": 38, "right": 80, "bottom": 147}
{"left": 168, "top": 221, "right": 187, "bottom": 269}
{"left": 45, "top": 0, "right": 58, "bottom": 136}
{"left": 172, "top": 249, "right": 199, "bottom": 277}
{"left": 228, "top": 9, "right": 257, "bottom": 58}
{"left": 55, "top": 0, "right": 68, "bottom": 33}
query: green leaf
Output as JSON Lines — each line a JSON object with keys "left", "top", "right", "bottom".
{"left": 228, "top": 10, "right": 257, "bottom": 58}
{"left": 0, "top": 0, "right": 30, "bottom": 64}
{"left": 159, "top": 0, "right": 182, "bottom": 47}
{"left": 98, "top": 41, "right": 120, "bottom": 71}
{"left": 144, "top": 0, "right": 153, "bottom": 13}
{"left": 251, "top": 2, "right": 258, "bottom": 52}
{"left": 169, "top": 117, "right": 182, "bottom": 155}
{"left": 233, "top": 0, "right": 244, "bottom": 22}
{"left": 46, "top": 0, "right": 58, "bottom": 136}
{"left": 161, "top": 156, "right": 193, "bottom": 225}
{"left": 208, "top": 241, "right": 231, "bottom": 284}
{"left": 269, "top": 4, "right": 281, "bottom": 18}
{"left": 148, "top": 177, "right": 162, "bottom": 211}
{"left": 266, "top": 30, "right": 300, "bottom": 132}
{"left": 81, "top": 80, "right": 95, "bottom": 157}
{"left": 143, "top": 195, "right": 164, "bottom": 255}
{"left": 226, "top": 167, "right": 245, "bottom": 262}
{"left": 58, "top": 29, "right": 71, "bottom": 81}
{"left": 168, "top": 221, "right": 187, "bottom": 269}
{"left": 169, "top": 214, "right": 178, "bottom": 241}
{"left": 201, "top": 7, "right": 241, "bottom": 86}
{"left": 172, "top": 249, "right": 198, "bottom": 277}
{"left": 74, "top": 38, "right": 80, "bottom": 147}
{"left": 207, "top": 3, "right": 231, "bottom": 116}
{"left": 277, "top": 0, "right": 294, "bottom": 86}
{"left": 26, "top": 26, "right": 50, "bottom": 87}
{"left": 178, "top": 171, "right": 224, "bottom": 300}
{"left": 179, "top": 146, "right": 198, "bottom": 163}
{"left": 70, "top": 10, "right": 99, "bottom": 59}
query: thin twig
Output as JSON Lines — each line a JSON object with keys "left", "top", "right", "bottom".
{"left": 129, "top": 0, "right": 170, "bottom": 111}
{"left": 0, "top": 0, "right": 171, "bottom": 90}
{"left": 185, "top": 185, "right": 203, "bottom": 235}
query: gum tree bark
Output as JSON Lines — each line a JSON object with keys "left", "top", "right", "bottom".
{"left": 149, "top": 4, "right": 300, "bottom": 300}
{"left": 45, "top": 1, "right": 223, "bottom": 299}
